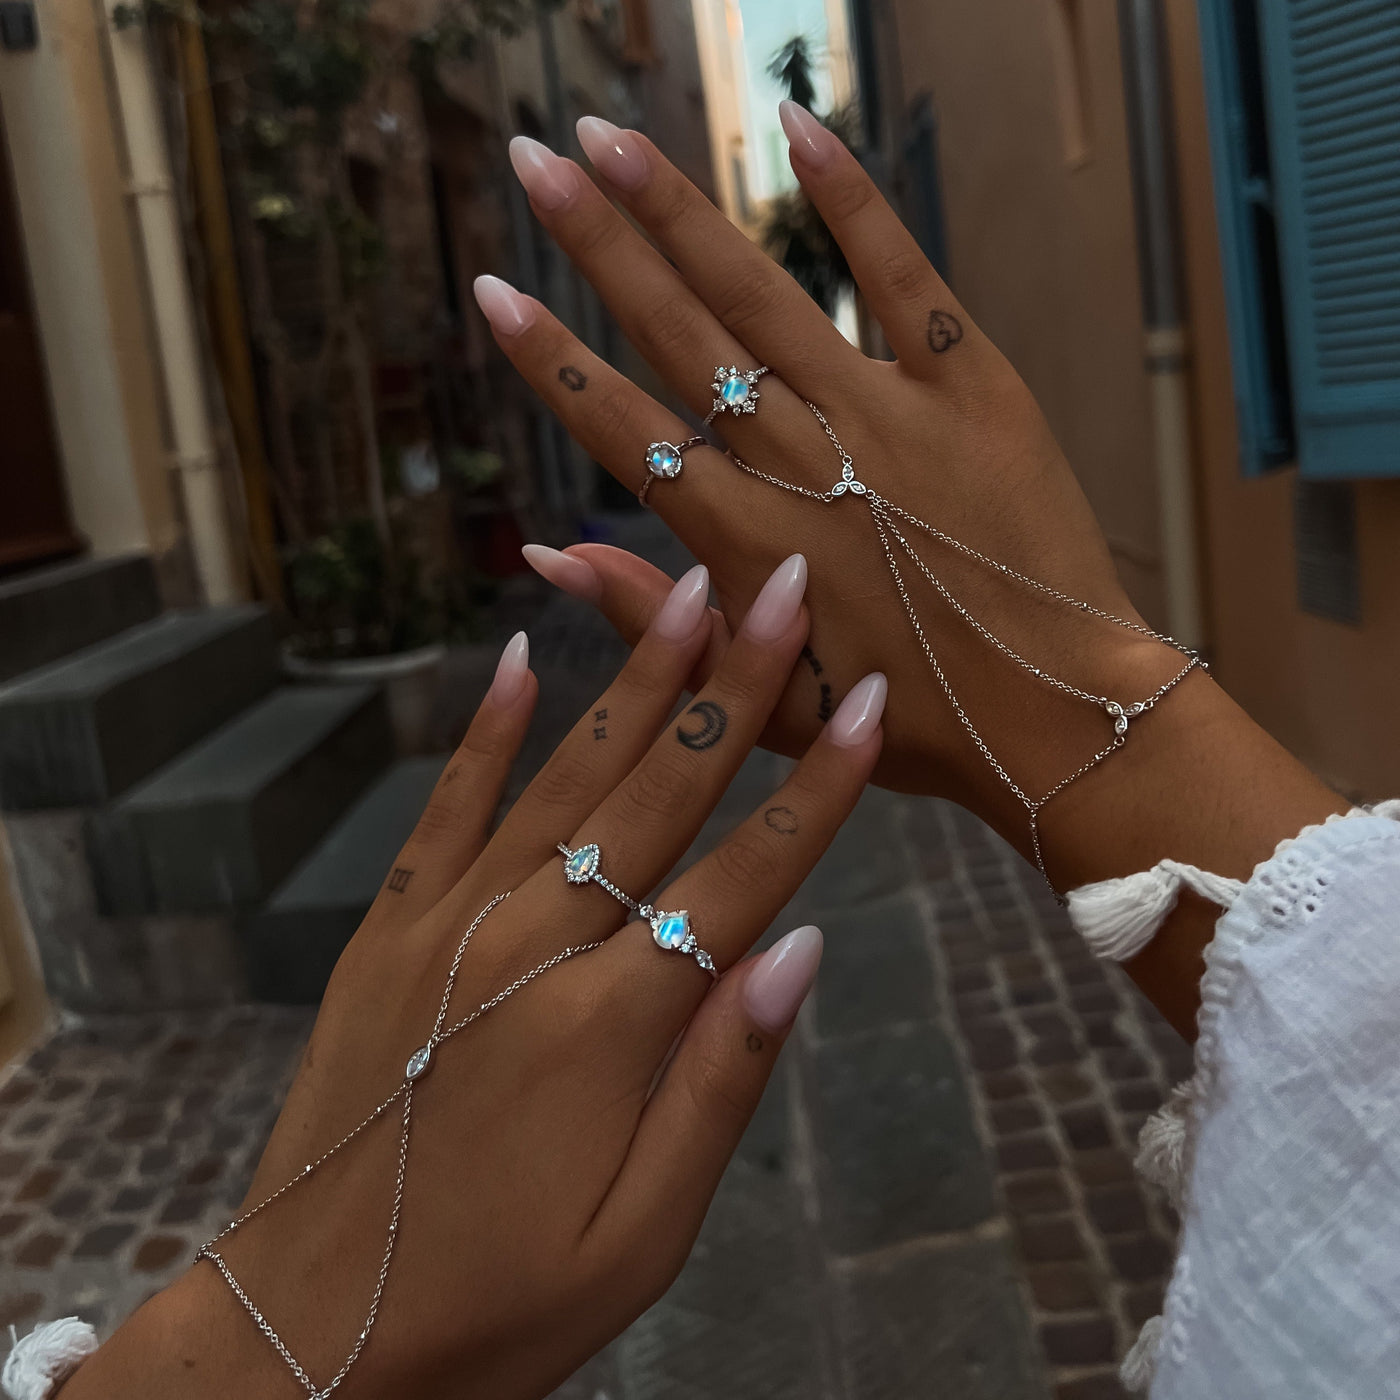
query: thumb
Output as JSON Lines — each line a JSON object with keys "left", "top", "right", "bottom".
{"left": 524, "top": 542, "right": 731, "bottom": 692}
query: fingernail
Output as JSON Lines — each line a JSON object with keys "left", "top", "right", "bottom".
{"left": 743, "top": 554, "right": 807, "bottom": 642}
{"left": 576, "top": 115, "right": 650, "bottom": 191}
{"left": 489, "top": 631, "right": 529, "bottom": 705}
{"left": 654, "top": 564, "right": 710, "bottom": 642}
{"left": 521, "top": 544, "right": 602, "bottom": 604}
{"left": 473, "top": 275, "right": 536, "bottom": 336}
{"left": 508, "top": 134, "right": 579, "bottom": 210}
{"left": 778, "top": 100, "right": 842, "bottom": 169}
{"left": 827, "top": 672, "right": 887, "bottom": 747}
{"left": 744, "top": 926, "right": 823, "bottom": 1032}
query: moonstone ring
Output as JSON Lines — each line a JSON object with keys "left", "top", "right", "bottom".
{"left": 639, "top": 433, "right": 706, "bottom": 507}
{"left": 703, "top": 364, "right": 769, "bottom": 425}
{"left": 558, "top": 841, "right": 719, "bottom": 980}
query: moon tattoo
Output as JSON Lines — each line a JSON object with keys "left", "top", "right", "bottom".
{"left": 677, "top": 700, "right": 728, "bottom": 751}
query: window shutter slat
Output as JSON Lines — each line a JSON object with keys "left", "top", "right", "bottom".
{"left": 1257, "top": 1, "right": 1400, "bottom": 477}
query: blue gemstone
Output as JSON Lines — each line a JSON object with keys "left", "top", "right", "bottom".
{"left": 653, "top": 912, "right": 690, "bottom": 950}
{"left": 648, "top": 445, "right": 681, "bottom": 478}
{"left": 721, "top": 375, "right": 749, "bottom": 405}
{"left": 565, "top": 845, "right": 599, "bottom": 882}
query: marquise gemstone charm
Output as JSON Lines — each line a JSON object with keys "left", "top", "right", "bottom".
{"left": 405, "top": 1044, "right": 432, "bottom": 1080}
{"left": 652, "top": 910, "right": 691, "bottom": 950}
{"left": 564, "top": 843, "right": 601, "bottom": 884}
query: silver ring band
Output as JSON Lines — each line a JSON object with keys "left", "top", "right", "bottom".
{"left": 558, "top": 842, "right": 719, "bottom": 980}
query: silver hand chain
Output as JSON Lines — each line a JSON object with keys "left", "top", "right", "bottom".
{"left": 197, "top": 892, "right": 603, "bottom": 1398}
{"left": 730, "top": 399, "right": 1205, "bottom": 891}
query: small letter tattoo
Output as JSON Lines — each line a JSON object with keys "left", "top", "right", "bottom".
{"left": 386, "top": 867, "right": 414, "bottom": 893}
{"left": 677, "top": 700, "right": 728, "bottom": 751}
{"left": 593, "top": 707, "right": 608, "bottom": 740}
{"left": 559, "top": 365, "right": 587, "bottom": 391}
{"left": 926, "top": 309, "right": 964, "bottom": 353}
{"left": 802, "top": 646, "right": 834, "bottom": 721}
{"left": 764, "top": 806, "right": 800, "bottom": 836}
{"left": 746, "top": 1033, "right": 764, "bottom": 1053}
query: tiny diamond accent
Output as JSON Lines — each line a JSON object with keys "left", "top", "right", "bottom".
{"left": 405, "top": 1045, "right": 432, "bottom": 1080}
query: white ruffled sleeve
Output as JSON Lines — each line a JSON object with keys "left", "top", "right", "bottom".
{"left": 1069, "top": 803, "right": 1400, "bottom": 1397}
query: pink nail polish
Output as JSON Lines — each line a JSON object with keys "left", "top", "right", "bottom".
{"left": 576, "top": 116, "right": 650, "bottom": 191}
{"left": 489, "top": 631, "right": 530, "bottom": 705}
{"left": 473, "top": 275, "right": 536, "bottom": 336}
{"left": 521, "top": 544, "right": 602, "bottom": 604}
{"left": 827, "top": 673, "right": 887, "bottom": 747}
{"left": 743, "top": 926, "right": 823, "bottom": 1032}
{"left": 743, "top": 554, "right": 808, "bottom": 642}
{"left": 778, "top": 100, "right": 842, "bottom": 169}
{"left": 508, "top": 135, "right": 579, "bottom": 210}
{"left": 653, "top": 564, "right": 710, "bottom": 642}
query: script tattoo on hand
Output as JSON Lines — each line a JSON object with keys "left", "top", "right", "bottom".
{"left": 559, "top": 365, "right": 587, "bottom": 391}
{"left": 386, "top": 867, "right": 414, "bottom": 894}
{"left": 676, "top": 700, "right": 727, "bottom": 751}
{"left": 593, "top": 707, "right": 608, "bottom": 741}
{"left": 926, "top": 309, "right": 964, "bottom": 354}
{"left": 764, "top": 806, "right": 800, "bottom": 836}
{"left": 802, "top": 646, "right": 834, "bottom": 722}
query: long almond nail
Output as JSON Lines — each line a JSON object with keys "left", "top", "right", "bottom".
{"left": 778, "top": 100, "right": 842, "bottom": 169}
{"left": 489, "top": 631, "right": 530, "bottom": 705}
{"left": 508, "top": 135, "right": 579, "bottom": 210}
{"left": 654, "top": 564, "right": 710, "bottom": 642}
{"left": 827, "top": 673, "right": 887, "bottom": 747}
{"left": 743, "top": 554, "right": 807, "bottom": 642}
{"left": 521, "top": 544, "right": 602, "bottom": 604}
{"left": 576, "top": 116, "right": 649, "bottom": 190}
{"left": 743, "top": 926, "right": 823, "bottom": 1032}
{"left": 473, "top": 275, "right": 535, "bottom": 336}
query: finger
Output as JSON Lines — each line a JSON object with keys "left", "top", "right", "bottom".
{"left": 591, "top": 671, "right": 884, "bottom": 1045}
{"left": 572, "top": 117, "right": 863, "bottom": 390}
{"left": 365, "top": 632, "right": 537, "bottom": 924}
{"left": 481, "top": 565, "right": 714, "bottom": 884}
{"left": 585, "top": 926, "right": 822, "bottom": 1273}
{"left": 522, "top": 542, "right": 731, "bottom": 695}
{"left": 506, "top": 137, "right": 826, "bottom": 469}
{"left": 778, "top": 101, "right": 986, "bottom": 373}
{"left": 537, "top": 554, "right": 811, "bottom": 940}
{"left": 475, "top": 274, "right": 767, "bottom": 519}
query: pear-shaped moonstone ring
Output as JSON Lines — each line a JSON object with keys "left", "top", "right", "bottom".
{"left": 558, "top": 841, "right": 719, "bottom": 980}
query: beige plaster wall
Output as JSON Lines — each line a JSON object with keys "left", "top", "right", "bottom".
{"left": 887, "top": 0, "right": 1168, "bottom": 623}
{"left": 0, "top": 0, "right": 180, "bottom": 564}
{"left": 1163, "top": 0, "right": 1400, "bottom": 802}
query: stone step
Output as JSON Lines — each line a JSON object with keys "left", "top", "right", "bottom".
{"left": 86, "top": 684, "right": 393, "bottom": 916}
{"left": 0, "top": 553, "right": 161, "bottom": 683}
{"left": 244, "top": 755, "right": 447, "bottom": 1002}
{"left": 0, "top": 607, "right": 277, "bottom": 810}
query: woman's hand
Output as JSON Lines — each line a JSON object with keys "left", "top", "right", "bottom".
{"left": 62, "top": 557, "right": 886, "bottom": 1400}
{"left": 474, "top": 106, "right": 1344, "bottom": 1038}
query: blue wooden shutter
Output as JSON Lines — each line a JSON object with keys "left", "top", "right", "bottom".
{"left": 1256, "top": 0, "right": 1400, "bottom": 479}
{"left": 1197, "top": 0, "right": 1296, "bottom": 475}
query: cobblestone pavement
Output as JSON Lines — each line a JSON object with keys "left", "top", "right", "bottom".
{"left": 0, "top": 515, "right": 1191, "bottom": 1397}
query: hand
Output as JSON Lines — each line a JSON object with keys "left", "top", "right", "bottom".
{"left": 477, "top": 105, "right": 1171, "bottom": 847}
{"left": 64, "top": 558, "right": 886, "bottom": 1400}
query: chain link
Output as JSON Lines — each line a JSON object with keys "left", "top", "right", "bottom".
{"left": 730, "top": 399, "right": 1205, "bottom": 891}
{"left": 197, "top": 892, "right": 604, "bottom": 1397}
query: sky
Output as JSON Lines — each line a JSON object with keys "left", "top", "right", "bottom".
{"left": 738, "top": 0, "right": 838, "bottom": 200}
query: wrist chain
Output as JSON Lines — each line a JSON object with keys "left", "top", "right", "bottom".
{"left": 196, "top": 893, "right": 603, "bottom": 1398}
{"left": 730, "top": 399, "right": 1205, "bottom": 891}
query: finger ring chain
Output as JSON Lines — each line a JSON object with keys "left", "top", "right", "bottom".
{"left": 196, "top": 893, "right": 603, "bottom": 1398}
{"left": 559, "top": 842, "right": 719, "bottom": 979}
{"left": 697, "top": 370, "right": 1206, "bottom": 895}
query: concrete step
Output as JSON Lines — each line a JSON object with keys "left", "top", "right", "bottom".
{"left": 0, "top": 607, "right": 278, "bottom": 810}
{"left": 86, "top": 684, "right": 393, "bottom": 916}
{"left": 244, "top": 755, "right": 447, "bottom": 1002}
{"left": 0, "top": 553, "right": 161, "bottom": 683}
